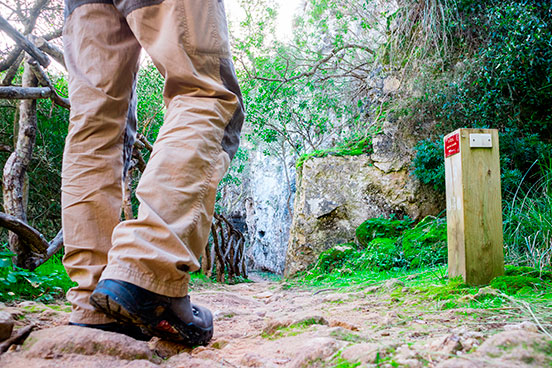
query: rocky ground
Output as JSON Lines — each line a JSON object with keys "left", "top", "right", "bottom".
{"left": 0, "top": 275, "right": 551, "bottom": 368}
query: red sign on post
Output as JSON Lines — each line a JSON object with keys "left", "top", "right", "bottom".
{"left": 445, "top": 133, "right": 460, "bottom": 158}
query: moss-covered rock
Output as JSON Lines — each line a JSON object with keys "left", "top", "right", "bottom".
{"left": 399, "top": 216, "right": 447, "bottom": 269}
{"left": 314, "top": 243, "right": 360, "bottom": 273}
{"left": 355, "top": 216, "right": 413, "bottom": 248}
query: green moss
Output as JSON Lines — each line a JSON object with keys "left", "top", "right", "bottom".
{"left": 313, "top": 243, "right": 360, "bottom": 273}
{"left": 295, "top": 138, "right": 373, "bottom": 170}
{"left": 504, "top": 265, "right": 552, "bottom": 282}
{"left": 355, "top": 215, "right": 413, "bottom": 248}
{"left": 262, "top": 317, "right": 327, "bottom": 340}
{"left": 489, "top": 275, "right": 544, "bottom": 295}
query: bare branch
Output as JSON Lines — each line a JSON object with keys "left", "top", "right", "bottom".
{"left": 0, "top": 15, "right": 50, "bottom": 68}
{"left": 1, "top": 51, "right": 23, "bottom": 86}
{"left": 0, "top": 85, "right": 55, "bottom": 99}
{"left": 137, "top": 133, "right": 153, "bottom": 152}
{"left": 250, "top": 44, "right": 375, "bottom": 95}
{"left": 0, "top": 48, "right": 22, "bottom": 72}
{"left": 32, "top": 35, "right": 65, "bottom": 69}
{"left": 0, "top": 211, "right": 48, "bottom": 254}
{"left": 27, "top": 58, "right": 70, "bottom": 108}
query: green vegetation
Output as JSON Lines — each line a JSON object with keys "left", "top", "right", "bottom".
{"left": 0, "top": 248, "right": 75, "bottom": 302}
{"left": 408, "top": 0, "right": 552, "bottom": 196}
{"left": 309, "top": 215, "right": 448, "bottom": 279}
{"left": 295, "top": 138, "right": 373, "bottom": 170}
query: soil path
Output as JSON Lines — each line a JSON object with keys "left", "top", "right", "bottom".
{"left": 0, "top": 276, "right": 550, "bottom": 367}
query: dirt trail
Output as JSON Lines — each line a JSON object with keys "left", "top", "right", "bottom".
{"left": 0, "top": 276, "right": 550, "bottom": 367}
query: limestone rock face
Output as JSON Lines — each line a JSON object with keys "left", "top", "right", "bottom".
{"left": 245, "top": 152, "right": 295, "bottom": 274}
{"left": 284, "top": 153, "right": 443, "bottom": 277}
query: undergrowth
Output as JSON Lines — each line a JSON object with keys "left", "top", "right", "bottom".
{"left": 0, "top": 247, "right": 75, "bottom": 303}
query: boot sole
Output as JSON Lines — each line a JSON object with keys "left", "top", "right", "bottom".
{"left": 90, "top": 284, "right": 213, "bottom": 346}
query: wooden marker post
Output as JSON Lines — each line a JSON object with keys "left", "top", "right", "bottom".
{"left": 444, "top": 128, "right": 504, "bottom": 285}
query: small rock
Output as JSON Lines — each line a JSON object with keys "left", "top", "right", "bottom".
{"left": 341, "top": 343, "right": 380, "bottom": 364}
{"left": 321, "top": 294, "right": 342, "bottom": 303}
{"left": 383, "top": 76, "right": 401, "bottom": 94}
{"left": 394, "top": 344, "right": 421, "bottom": 367}
{"left": 256, "top": 311, "right": 266, "bottom": 317}
{"left": 476, "top": 329, "right": 546, "bottom": 357}
{"left": 429, "top": 334, "right": 463, "bottom": 356}
{"left": 0, "top": 311, "right": 14, "bottom": 342}
{"left": 194, "top": 348, "right": 219, "bottom": 361}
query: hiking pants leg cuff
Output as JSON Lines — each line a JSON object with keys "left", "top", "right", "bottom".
{"left": 100, "top": 264, "right": 189, "bottom": 297}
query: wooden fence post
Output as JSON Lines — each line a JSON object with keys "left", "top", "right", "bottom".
{"left": 444, "top": 128, "right": 504, "bottom": 285}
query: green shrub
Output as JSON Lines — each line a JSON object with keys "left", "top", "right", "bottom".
{"left": 355, "top": 215, "right": 413, "bottom": 248}
{"left": 412, "top": 139, "right": 445, "bottom": 193}
{"left": 411, "top": 0, "right": 552, "bottom": 198}
{"left": 0, "top": 248, "right": 75, "bottom": 302}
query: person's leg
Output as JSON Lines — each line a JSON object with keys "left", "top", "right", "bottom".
{"left": 99, "top": 0, "right": 244, "bottom": 297}
{"left": 62, "top": 1, "right": 141, "bottom": 325}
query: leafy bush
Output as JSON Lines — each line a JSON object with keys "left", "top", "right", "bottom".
{"left": 355, "top": 215, "right": 413, "bottom": 248}
{"left": 411, "top": 0, "right": 552, "bottom": 197}
{"left": 412, "top": 139, "right": 445, "bottom": 193}
{"left": 0, "top": 248, "right": 75, "bottom": 302}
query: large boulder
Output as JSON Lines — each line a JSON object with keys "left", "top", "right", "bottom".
{"left": 284, "top": 152, "right": 443, "bottom": 277}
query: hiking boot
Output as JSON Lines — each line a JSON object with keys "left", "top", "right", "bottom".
{"left": 68, "top": 321, "right": 152, "bottom": 341}
{"left": 90, "top": 279, "right": 213, "bottom": 346}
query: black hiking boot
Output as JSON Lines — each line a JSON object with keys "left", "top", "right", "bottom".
{"left": 68, "top": 321, "right": 152, "bottom": 341}
{"left": 89, "top": 279, "right": 213, "bottom": 346}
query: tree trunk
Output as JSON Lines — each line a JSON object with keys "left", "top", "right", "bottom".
{"left": 2, "top": 63, "right": 38, "bottom": 268}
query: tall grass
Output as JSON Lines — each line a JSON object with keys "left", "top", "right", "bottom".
{"left": 504, "top": 162, "right": 552, "bottom": 272}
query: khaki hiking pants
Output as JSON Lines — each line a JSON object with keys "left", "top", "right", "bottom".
{"left": 62, "top": 0, "right": 244, "bottom": 324}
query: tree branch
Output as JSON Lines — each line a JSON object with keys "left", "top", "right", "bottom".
{"left": 0, "top": 15, "right": 50, "bottom": 68}
{"left": 27, "top": 58, "right": 70, "bottom": 108}
{"left": 32, "top": 36, "right": 65, "bottom": 69}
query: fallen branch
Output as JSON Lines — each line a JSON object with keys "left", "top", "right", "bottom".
{"left": 0, "top": 325, "right": 35, "bottom": 354}
{"left": 0, "top": 16, "right": 49, "bottom": 68}
{"left": 0, "top": 86, "right": 52, "bottom": 99}
{"left": 0, "top": 211, "right": 48, "bottom": 255}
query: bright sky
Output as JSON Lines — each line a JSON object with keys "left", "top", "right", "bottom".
{"left": 225, "top": 0, "right": 303, "bottom": 41}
